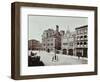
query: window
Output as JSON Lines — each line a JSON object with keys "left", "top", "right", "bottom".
{"left": 84, "top": 35, "right": 87, "bottom": 38}
{"left": 47, "top": 33, "right": 48, "bottom": 37}
{"left": 84, "top": 29, "right": 87, "bottom": 33}
{"left": 80, "top": 29, "right": 83, "bottom": 34}
{"left": 77, "top": 30, "right": 79, "bottom": 34}
{"left": 80, "top": 36, "right": 83, "bottom": 39}
{"left": 51, "top": 43, "right": 53, "bottom": 46}
{"left": 77, "top": 36, "right": 79, "bottom": 40}
{"left": 70, "top": 43, "right": 73, "bottom": 46}
{"left": 84, "top": 42, "right": 87, "bottom": 45}
{"left": 80, "top": 42, "right": 83, "bottom": 45}
{"left": 51, "top": 38, "right": 53, "bottom": 41}
{"left": 77, "top": 30, "right": 81, "bottom": 35}
{"left": 63, "top": 43, "right": 68, "bottom": 45}
{"left": 77, "top": 42, "right": 79, "bottom": 45}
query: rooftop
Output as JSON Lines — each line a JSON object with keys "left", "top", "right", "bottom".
{"left": 75, "top": 25, "right": 88, "bottom": 30}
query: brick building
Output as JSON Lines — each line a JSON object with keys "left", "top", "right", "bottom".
{"left": 28, "top": 39, "right": 42, "bottom": 50}
{"left": 75, "top": 25, "right": 88, "bottom": 57}
{"left": 42, "top": 25, "right": 62, "bottom": 52}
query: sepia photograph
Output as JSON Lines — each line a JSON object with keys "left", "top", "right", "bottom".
{"left": 28, "top": 15, "right": 88, "bottom": 66}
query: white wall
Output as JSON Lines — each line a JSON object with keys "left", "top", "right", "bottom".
{"left": 0, "top": 0, "right": 100, "bottom": 82}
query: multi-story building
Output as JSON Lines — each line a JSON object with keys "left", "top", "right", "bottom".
{"left": 75, "top": 25, "right": 88, "bottom": 57}
{"left": 42, "top": 25, "right": 62, "bottom": 52}
{"left": 28, "top": 39, "right": 42, "bottom": 50}
{"left": 61, "top": 29, "right": 76, "bottom": 55}
{"left": 42, "top": 28, "right": 55, "bottom": 51}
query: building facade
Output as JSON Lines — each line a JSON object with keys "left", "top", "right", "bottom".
{"left": 42, "top": 25, "right": 62, "bottom": 52}
{"left": 28, "top": 39, "right": 42, "bottom": 50}
{"left": 75, "top": 25, "right": 88, "bottom": 57}
{"left": 42, "top": 28, "right": 55, "bottom": 51}
{"left": 61, "top": 29, "right": 76, "bottom": 55}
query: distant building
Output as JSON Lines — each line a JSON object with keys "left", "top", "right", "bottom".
{"left": 28, "top": 39, "right": 42, "bottom": 50}
{"left": 61, "top": 29, "right": 76, "bottom": 55}
{"left": 42, "top": 25, "right": 62, "bottom": 52}
{"left": 75, "top": 25, "right": 88, "bottom": 57}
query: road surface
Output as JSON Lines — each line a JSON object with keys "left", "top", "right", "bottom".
{"left": 29, "top": 50, "right": 88, "bottom": 66}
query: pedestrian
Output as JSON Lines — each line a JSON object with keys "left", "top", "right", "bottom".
{"left": 52, "top": 55, "right": 58, "bottom": 62}
{"left": 78, "top": 52, "right": 81, "bottom": 59}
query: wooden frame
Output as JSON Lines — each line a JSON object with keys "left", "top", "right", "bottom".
{"left": 11, "top": 2, "right": 98, "bottom": 80}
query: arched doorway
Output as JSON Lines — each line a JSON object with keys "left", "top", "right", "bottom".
{"left": 83, "top": 48, "right": 88, "bottom": 57}
{"left": 63, "top": 49, "right": 67, "bottom": 55}
{"left": 68, "top": 49, "right": 73, "bottom": 55}
{"left": 47, "top": 49, "right": 50, "bottom": 53}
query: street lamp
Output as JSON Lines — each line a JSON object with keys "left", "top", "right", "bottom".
{"left": 52, "top": 38, "right": 58, "bottom": 62}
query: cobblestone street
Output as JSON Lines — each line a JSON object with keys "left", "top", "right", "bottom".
{"left": 29, "top": 51, "right": 88, "bottom": 66}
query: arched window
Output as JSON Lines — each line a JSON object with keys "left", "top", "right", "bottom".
{"left": 80, "top": 42, "right": 83, "bottom": 45}
{"left": 84, "top": 35, "right": 87, "bottom": 38}
{"left": 80, "top": 36, "right": 83, "bottom": 38}
{"left": 84, "top": 42, "right": 87, "bottom": 45}
{"left": 77, "top": 42, "right": 79, "bottom": 45}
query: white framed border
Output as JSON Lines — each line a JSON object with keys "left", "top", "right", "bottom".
{"left": 20, "top": 6, "right": 95, "bottom": 76}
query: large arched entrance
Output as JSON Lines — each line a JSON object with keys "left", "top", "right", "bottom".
{"left": 62, "top": 49, "right": 67, "bottom": 55}
{"left": 68, "top": 49, "right": 73, "bottom": 55}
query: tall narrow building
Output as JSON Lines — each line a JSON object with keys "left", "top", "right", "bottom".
{"left": 75, "top": 25, "right": 88, "bottom": 57}
{"left": 42, "top": 25, "right": 62, "bottom": 52}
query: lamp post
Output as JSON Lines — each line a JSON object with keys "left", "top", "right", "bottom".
{"left": 52, "top": 38, "right": 58, "bottom": 62}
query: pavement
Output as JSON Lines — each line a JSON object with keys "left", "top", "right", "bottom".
{"left": 29, "top": 50, "right": 88, "bottom": 66}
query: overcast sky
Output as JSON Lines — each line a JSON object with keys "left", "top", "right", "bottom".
{"left": 28, "top": 15, "right": 88, "bottom": 42}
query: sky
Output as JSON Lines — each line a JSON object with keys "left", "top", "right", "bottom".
{"left": 28, "top": 15, "right": 88, "bottom": 42}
